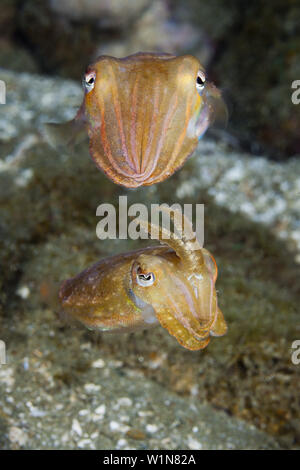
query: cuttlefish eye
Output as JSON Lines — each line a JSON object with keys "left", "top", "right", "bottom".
{"left": 136, "top": 269, "right": 155, "bottom": 287}
{"left": 196, "top": 70, "right": 206, "bottom": 91}
{"left": 83, "top": 71, "right": 96, "bottom": 93}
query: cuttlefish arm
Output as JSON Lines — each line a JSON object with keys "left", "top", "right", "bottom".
{"left": 43, "top": 103, "right": 89, "bottom": 150}
{"left": 202, "top": 83, "right": 228, "bottom": 130}
{"left": 133, "top": 205, "right": 204, "bottom": 271}
{"left": 201, "top": 247, "right": 227, "bottom": 337}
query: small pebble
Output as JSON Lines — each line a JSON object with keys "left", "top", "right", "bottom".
{"left": 16, "top": 286, "right": 30, "bottom": 299}
{"left": 126, "top": 429, "right": 146, "bottom": 441}
{"left": 146, "top": 424, "right": 159, "bottom": 434}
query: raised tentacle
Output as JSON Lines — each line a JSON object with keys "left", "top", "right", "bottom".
{"left": 157, "top": 205, "right": 204, "bottom": 271}
{"left": 130, "top": 206, "right": 203, "bottom": 271}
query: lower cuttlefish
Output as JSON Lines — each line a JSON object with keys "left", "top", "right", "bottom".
{"left": 59, "top": 207, "right": 227, "bottom": 350}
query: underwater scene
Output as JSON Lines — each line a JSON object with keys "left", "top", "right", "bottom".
{"left": 0, "top": 0, "right": 299, "bottom": 451}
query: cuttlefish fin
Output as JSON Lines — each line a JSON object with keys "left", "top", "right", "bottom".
{"left": 43, "top": 105, "right": 88, "bottom": 151}
{"left": 156, "top": 308, "right": 210, "bottom": 351}
{"left": 205, "top": 83, "right": 228, "bottom": 129}
{"left": 210, "top": 308, "right": 227, "bottom": 337}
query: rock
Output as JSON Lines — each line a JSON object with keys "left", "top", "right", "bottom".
{"left": 50, "top": 0, "right": 152, "bottom": 28}
{"left": 94, "top": 1, "right": 203, "bottom": 61}
{"left": 0, "top": 360, "right": 279, "bottom": 449}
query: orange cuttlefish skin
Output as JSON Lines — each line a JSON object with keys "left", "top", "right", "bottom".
{"left": 46, "top": 52, "right": 226, "bottom": 188}
{"left": 59, "top": 207, "right": 227, "bottom": 351}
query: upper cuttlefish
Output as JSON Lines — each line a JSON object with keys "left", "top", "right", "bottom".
{"left": 45, "top": 52, "right": 227, "bottom": 188}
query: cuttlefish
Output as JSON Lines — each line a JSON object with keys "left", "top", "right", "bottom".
{"left": 46, "top": 52, "right": 227, "bottom": 188}
{"left": 59, "top": 207, "right": 227, "bottom": 350}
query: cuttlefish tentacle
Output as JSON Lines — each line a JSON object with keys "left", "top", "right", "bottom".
{"left": 162, "top": 205, "right": 204, "bottom": 269}
{"left": 131, "top": 205, "right": 204, "bottom": 273}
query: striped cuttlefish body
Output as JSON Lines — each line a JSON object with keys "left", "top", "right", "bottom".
{"left": 59, "top": 207, "right": 227, "bottom": 350}
{"left": 46, "top": 52, "right": 226, "bottom": 188}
